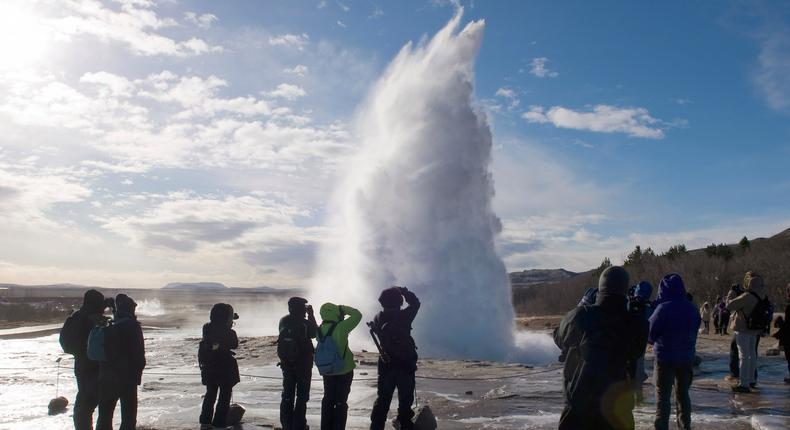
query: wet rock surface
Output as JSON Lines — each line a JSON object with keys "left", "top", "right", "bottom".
{"left": 2, "top": 325, "right": 790, "bottom": 429}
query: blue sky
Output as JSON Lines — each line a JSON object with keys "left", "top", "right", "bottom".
{"left": 0, "top": 0, "right": 788, "bottom": 288}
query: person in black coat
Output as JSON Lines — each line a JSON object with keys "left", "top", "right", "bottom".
{"left": 278, "top": 297, "right": 317, "bottom": 430}
{"left": 554, "top": 266, "right": 649, "bottom": 430}
{"left": 97, "top": 294, "right": 146, "bottom": 430}
{"left": 199, "top": 303, "right": 240, "bottom": 429}
{"left": 370, "top": 287, "right": 420, "bottom": 430}
{"left": 61, "top": 289, "right": 107, "bottom": 430}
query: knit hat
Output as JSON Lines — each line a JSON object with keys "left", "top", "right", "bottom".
{"left": 598, "top": 266, "right": 630, "bottom": 296}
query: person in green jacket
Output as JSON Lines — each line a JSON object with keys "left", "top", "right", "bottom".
{"left": 318, "top": 302, "right": 362, "bottom": 430}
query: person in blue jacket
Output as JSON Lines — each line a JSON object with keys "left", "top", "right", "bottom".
{"left": 648, "top": 274, "right": 701, "bottom": 430}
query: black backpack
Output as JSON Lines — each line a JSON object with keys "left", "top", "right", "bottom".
{"left": 277, "top": 318, "right": 310, "bottom": 365}
{"left": 198, "top": 339, "right": 221, "bottom": 369}
{"left": 746, "top": 291, "right": 773, "bottom": 331}
{"left": 377, "top": 319, "right": 417, "bottom": 364}
{"left": 59, "top": 311, "right": 82, "bottom": 355}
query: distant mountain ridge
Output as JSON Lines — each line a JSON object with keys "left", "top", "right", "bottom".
{"left": 162, "top": 282, "right": 228, "bottom": 291}
{"left": 509, "top": 268, "right": 577, "bottom": 286}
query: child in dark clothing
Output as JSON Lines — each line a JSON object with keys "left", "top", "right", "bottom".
{"left": 199, "top": 303, "right": 240, "bottom": 429}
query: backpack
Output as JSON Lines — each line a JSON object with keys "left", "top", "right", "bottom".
{"left": 314, "top": 323, "right": 345, "bottom": 376}
{"left": 277, "top": 317, "right": 309, "bottom": 365}
{"left": 377, "top": 319, "right": 417, "bottom": 365}
{"left": 198, "top": 339, "right": 220, "bottom": 369}
{"left": 59, "top": 311, "right": 82, "bottom": 355}
{"left": 87, "top": 318, "right": 127, "bottom": 362}
{"left": 746, "top": 291, "right": 772, "bottom": 332}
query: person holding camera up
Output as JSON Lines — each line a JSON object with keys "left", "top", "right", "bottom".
{"left": 278, "top": 297, "right": 318, "bottom": 430}
{"left": 369, "top": 286, "right": 420, "bottom": 430}
{"left": 316, "top": 302, "right": 362, "bottom": 430}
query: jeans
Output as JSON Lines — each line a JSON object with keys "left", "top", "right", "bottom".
{"left": 281, "top": 364, "right": 312, "bottom": 430}
{"left": 654, "top": 362, "right": 693, "bottom": 430}
{"left": 321, "top": 371, "right": 353, "bottom": 430}
{"left": 96, "top": 383, "right": 138, "bottom": 430}
{"left": 74, "top": 370, "right": 100, "bottom": 430}
{"left": 370, "top": 365, "right": 416, "bottom": 430}
{"left": 735, "top": 332, "right": 758, "bottom": 387}
{"left": 200, "top": 384, "right": 233, "bottom": 427}
{"left": 703, "top": 321, "right": 710, "bottom": 333}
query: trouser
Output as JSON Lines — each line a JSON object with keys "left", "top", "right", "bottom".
{"left": 96, "top": 382, "right": 138, "bottom": 430}
{"left": 713, "top": 315, "right": 721, "bottom": 334}
{"left": 281, "top": 364, "right": 312, "bottom": 430}
{"left": 654, "top": 362, "right": 693, "bottom": 430}
{"left": 200, "top": 384, "right": 233, "bottom": 427}
{"left": 735, "top": 332, "right": 758, "bottom": 387}
{"left": 370, "top": 366, "right": 416, "bottom": 430}
{"left": 703, "top": 321, "right": 710, "bottom": 333}
{"left": 729, "top": 335, "right": 758, "bottom": 379}
{"left": 321, "top": 371, "right": 353, "bottom": 430}
{"left": 784, "top": 348, "right": 790, "bottom": 377}
{"left": 73, "top": 370, "right": 100, "bottom": 430}
{"left": 721, "top": 315, "right": 729, "bottom": 334}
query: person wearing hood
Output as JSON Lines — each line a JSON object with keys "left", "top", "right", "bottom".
{"left": 727, "top": 272, "right": 768, "bottom": 393}
{"left": 370, "top": 287, "right": 420, "bottom": 430}
{"left": 318, "top": 302, "right": 362, "bottom": 430}
{"left": 554, "top": 266, "right": 649, "bottom": 430}
{"left": 628, "top": 281, "right": 654, "bottom": 403}
{"left": 198, "top": 303, "right": 240, "bottom": 429}
{"left": 648, "top": 274, "right": 700, "bottom": 430}
{"left": 278, "top": 297, "right": 317, "bottom": 430}
{"left": 60, "top": 289, "right": 107, "bottom": 430}
{"left": 96, "top": 294, "right": 146, "bottom": 430}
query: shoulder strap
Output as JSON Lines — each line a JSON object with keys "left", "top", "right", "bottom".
{"left": 319, "top": 322, "right": 339, "bottom": 341}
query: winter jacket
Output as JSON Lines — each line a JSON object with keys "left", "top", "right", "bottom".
{"left": 318, "top": 303, "right": 362, "bottom": 375}
{"left": 773, "top": 304, "right": 790, "bottom": 347}
{"left": 200, "top": 322, "right": 240, "bottom": 387}
{"left": 700, "top": 304, "right": 711, "bottom": 322}
{"left": 727, "top": 276, "right": 767, "bottom": 334}
{"left": 99, "top": 311, "right": 146, "bottom": 386}
{"left": 554, "top": 293, "right": 649, "bottom": 429}
{"left": 648, "top": 274, "right": 701, "bottom": 366}
{"left": 372, "top": 290, "right": 420, "bottom": 369}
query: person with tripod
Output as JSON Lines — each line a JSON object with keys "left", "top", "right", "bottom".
{"left": 369, "top": 287, "right": 420, "bottom": 430}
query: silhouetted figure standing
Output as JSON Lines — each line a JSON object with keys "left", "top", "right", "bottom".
{"left": 317, "top": 303, "right": 361, "bottom": 430}
{"left": 60, "top": 289, "right": 107, "bottom": 430}
{"left": 278, "top": 297, "right": 318, "bottom": 430}
{"left": 369, "top": 287, "right": 420, "bottom": 430}
{"left": 199, "top": 303, "right": 240, "bottom": 429}
{"left": 554, "top": 266, "right": 649, "bottom": 430}
{"left": 648, "top": 274, "right": 700, "bottom": 430}
{"left": 97, "top": 294, "right": 146, "bottom": 430}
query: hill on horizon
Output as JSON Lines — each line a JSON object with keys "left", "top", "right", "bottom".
{"left": 513, "top": 226, "right": 790, "bottom": 316}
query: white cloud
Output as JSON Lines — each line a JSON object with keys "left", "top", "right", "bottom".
{"left": 47, "top": 0, "right": 222, "bottom": 57}
{"left": 337, "top": 1, "right": 351, "bottom": 12}
{"left": 495, "top": 87, "right": 520, "bottom": 109}
{"left": 266, "top": 83, "right": 307, "bottom": 100}
{"left": 184, "top": 12, "right": 218, "bottom": 29}
{"left": 283, "top": 65, "right": 309, "bottom": 76}
{"left": 754, "top": 27, "right": 790, "bottom": 112}
{"left": 268, "top": 33, "right": 310, "bottom": 50}
{"left": 522, "top": 104, "right": 666, "bottom": 139}
{"left": 529, "top": 57, "right": 558, "bottom": 78}
{"left": 336, "top": 20, "right": 347, "bottom": 29}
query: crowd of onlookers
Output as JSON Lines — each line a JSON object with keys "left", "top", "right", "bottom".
{"left": 555, "top": 268, "right": 790, "bottom": 430}
{"left": 57, "top": 269, "right": 789, "bottom": 430}
{"left": 59, "top": 287, "right": 421, "bottom": 430}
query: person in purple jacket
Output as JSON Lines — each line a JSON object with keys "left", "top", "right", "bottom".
{"left": 648, "top": 274, "right": 701, "bottom": 430}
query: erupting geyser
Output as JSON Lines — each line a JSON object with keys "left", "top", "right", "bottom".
{"left": 311, "top": 10, "right": 518, "bottom": 360}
